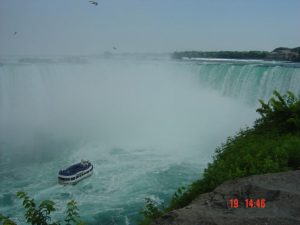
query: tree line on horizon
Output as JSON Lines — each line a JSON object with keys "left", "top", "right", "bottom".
{"left": 172, "top": 47, "right": 300, "bottom": 62}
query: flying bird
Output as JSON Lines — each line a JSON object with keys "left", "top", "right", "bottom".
{"left": 13, "top": 32, "right": 17, "bottom": 35}
{"left": 89, "top": 1, "right": 98, "bottom": 6}
{"left": 113, "top": 46, "right": 117, "bottom": 50}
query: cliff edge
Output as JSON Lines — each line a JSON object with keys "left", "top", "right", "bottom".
{"left": 152, "top": 170, "right": 300, "bottom": 225}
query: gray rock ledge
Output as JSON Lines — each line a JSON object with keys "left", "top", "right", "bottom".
{"left": 152, "top": 170, "right": 300, "bottom": 225}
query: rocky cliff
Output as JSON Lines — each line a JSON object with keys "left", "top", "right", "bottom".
{"left": 152, "top": 170, "right": 300, "bottom": 225}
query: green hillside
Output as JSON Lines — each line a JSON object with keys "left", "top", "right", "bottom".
{"left": 140, "top": 90, "right": 300, "bottom": 224}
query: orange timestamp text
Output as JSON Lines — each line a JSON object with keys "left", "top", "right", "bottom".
{"left": 229, "top": 198, "right": 266, "bottom": 208}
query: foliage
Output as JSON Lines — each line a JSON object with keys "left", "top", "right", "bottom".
{"left": 64, "top": 201, "right": 84, "bottom": 225}
{"left": 0, "top": 192, "right": 86, "bottom": 225}
{"left": 172, "top": 47, "right": 300, "bottom": 62}
{"left": 139, "top": 91, "right": 300, "bottom": 224}
{"left": 256, "top": 90, "right": 300, "bottom": 133}
{"left": 139, "top": 197, "right": 163, "bottom": 224}
{"left": 16, "top": 191, "right": 56, "bottom": 225}
{"left": 172, "top": 50, "right": 269, "bottom": 60}
{"left": 0, "top": 214, "right": 17, "bottom": 225}
{"left": 169, "top": 187, "right": 186, "bottom": 207}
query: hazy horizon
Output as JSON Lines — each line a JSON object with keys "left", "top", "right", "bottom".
{"left": 1, "top": 0, "right": 300, "bottom": 55}
{"left": 1, "top": 2, "right": 300, "bottom": 222}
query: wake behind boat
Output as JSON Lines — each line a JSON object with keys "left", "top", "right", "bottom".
{"left": 58, "top": 160, "right": 93, "bottom": 185}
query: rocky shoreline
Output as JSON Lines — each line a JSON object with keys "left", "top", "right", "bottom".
{"left": 152, "top": 170, "right": 300, "bottom": 225}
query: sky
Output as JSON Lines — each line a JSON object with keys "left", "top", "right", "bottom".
{"left": 0, "top": 0, "right": 300, "bottom": 55}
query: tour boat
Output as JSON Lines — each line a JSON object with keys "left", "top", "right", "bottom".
{"left": 58, "top": 160, "right": 93, "bottom": 185}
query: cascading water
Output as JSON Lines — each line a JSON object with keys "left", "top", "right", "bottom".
{"left": 188, "top": 61, "right": 300, "bottom": 104}
{"left": 0, "top": 56, "right": 299, "bottom": 224}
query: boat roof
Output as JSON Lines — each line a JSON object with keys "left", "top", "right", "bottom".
{"left": 59, "top": 161, "right": 91, "bottom": 176}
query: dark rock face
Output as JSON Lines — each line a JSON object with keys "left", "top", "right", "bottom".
{"left": 152, "top": 170, "right": 300, "bottom": 225}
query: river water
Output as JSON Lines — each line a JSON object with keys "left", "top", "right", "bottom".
{"left": 0, "top": 56, "right": 299, "bottom": 224}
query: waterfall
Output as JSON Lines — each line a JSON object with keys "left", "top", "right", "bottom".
{"left": 189, "top": 62, "right": 300, "bottom": 104}
{"left": 1, "top": 57, "right": 299, "bottom": 225}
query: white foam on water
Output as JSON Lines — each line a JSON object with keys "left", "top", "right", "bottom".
{"left": 1, "top": 57, "right": 297, "bottom": 224}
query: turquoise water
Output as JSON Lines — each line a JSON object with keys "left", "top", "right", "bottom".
{"left": 0, "top": 56, "right": 299, "bottom": 224}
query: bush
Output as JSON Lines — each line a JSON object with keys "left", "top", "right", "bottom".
{"left": 0, "top": 192, "right": 85, "bottom": 225}
{"left": 139, "top": 197, "right": 164, "bottom": 225}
